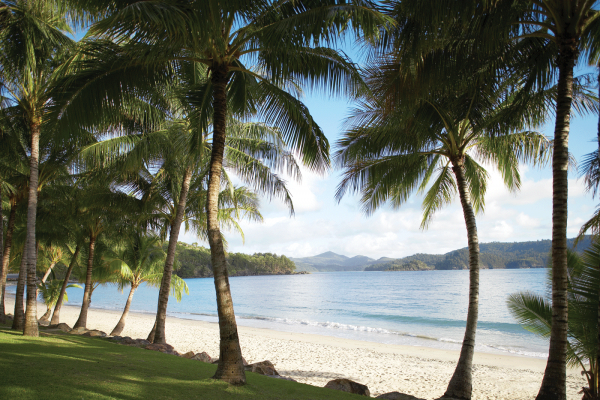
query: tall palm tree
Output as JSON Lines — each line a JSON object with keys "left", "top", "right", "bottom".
{"left": 84, "top": 1, "right": 387, "bottom": 384}
{"left": 0, "top": 0, "right": 78, "bottom": 336}
{"left": 105, "top": 232, "right": 188, "bottom": 336}
{"left": 335, "top": 27, "right": 563, "bottom": 395}
{"left": 363, "top": 2, "right": 600, "bottom": 397}
{"left": 337, "top": 97, "right": 551, "bottom": 400}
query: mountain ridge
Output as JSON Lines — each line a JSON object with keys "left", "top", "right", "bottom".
{"left": 291, "top": 236, "right": 593, "bottom": 272}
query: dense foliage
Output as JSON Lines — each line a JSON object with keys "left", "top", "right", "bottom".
{"left": 172, "top": 243, "right": 297, "bottom": 278}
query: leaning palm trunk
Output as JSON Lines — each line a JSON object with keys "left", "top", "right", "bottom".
{"left": 24, "top": 122, "right": 41, "bottom": 336}
{"left": 536, "top": 38, "right": 577, "bottom": 400}
{"left": 208, "top": 65, "right": 246, "bottom": 385}
{"left": 0, "top": 200, "right": 16, "bottom": 322}
{"left": 37, "top": 263, "right": 57, "bottom": 323}
{"left": 73, "top": 237, "right": 96, "bottom": 329}
{"left": 51, "top": 245, "right": 80, "bottom": 325}
{"left": 41, "top": 263, "right": 57, "bottom": 284}
{"left": 148, "top": 166, "right": 192, "bottom": 343}
{"left": 12, "top": 250, "right": 27, "bottom": 330}
{"left": 111, "top": 284, "right": 137, "bottom": 336}
{"left": 442, "top": 159, "right": 480, "bottom": 400}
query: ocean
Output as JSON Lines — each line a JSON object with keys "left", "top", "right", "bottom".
{"left": 10, "top": 268, "right": 550, "bottom": 358}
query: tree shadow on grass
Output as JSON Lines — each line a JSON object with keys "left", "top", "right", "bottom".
{"left": 0, "top": 331, "right": 362, "bottom": 400}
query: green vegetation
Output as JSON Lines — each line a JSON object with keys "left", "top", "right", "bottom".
{"left": 508, "top": 242, "right": 600, "bottom": 398}
{"left": 364, "top": 236, "right": 593, "bottom": 271}
{"left": 0, "top": 327, "right": 360, "bottom": 400}
{"left": 173, "top": 243, "right": 296, "bottom": 278}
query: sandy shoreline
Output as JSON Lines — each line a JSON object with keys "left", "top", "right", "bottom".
{"left": 4, "top": 298, "right": 586, "bottom": 399}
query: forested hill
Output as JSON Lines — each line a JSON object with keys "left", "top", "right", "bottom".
{"left": 290, "top": 236, "right": 593, "bottom": 272}
{"left": 364, "top": 236, "right": 593, "bottom": 271}
{"left": 171, "top": 242, "right": 297, "bottom": 278}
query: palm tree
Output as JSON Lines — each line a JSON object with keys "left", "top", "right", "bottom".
{"left": 384, "top": 2, "right": 600, "bottom": 397}
{"left": 335, "top": 34, "right": 558, "bottom": 396}
{"left": 84, "top": 1, "right": 388, "bottom": 384}
{"left": 72, "top": 180, "right": 141, "bottom": 330}
{"left": 509, "top": 246, "right": 600, "bottom": 399}
{"left": 0, "top": 0, "right": 79, "bottom": 337}
{"left": 105, "top": 232, "right": 188, "bottom": 336}
{"left": 82, "top": 117, "right": 283, "bottom": 343}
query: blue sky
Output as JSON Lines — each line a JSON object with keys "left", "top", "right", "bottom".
{"left": 181, "top": 43, "right": 600, "bottom": 259}
{"left": 71, "top": 28, "right": 599, "bottom": 260}
{"left": 179, "top": 76, "right": 600, "bottom": 259}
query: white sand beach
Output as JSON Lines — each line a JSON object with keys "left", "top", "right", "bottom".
{"left": 5, "top": 298, "right": 586, "bottom": 400}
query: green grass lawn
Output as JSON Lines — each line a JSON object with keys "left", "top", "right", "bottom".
{"left": 0, "top": 323, "right": 364, "bottom": 400}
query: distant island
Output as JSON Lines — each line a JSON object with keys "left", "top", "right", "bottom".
{"left": 291, "top": 236, "right": 593, "bottom": 272}
{"left": 172, "top": 242, "right": 298, "bottom": 278}
{"left": 171, "top": 236, "right": 594, "bottom": 276}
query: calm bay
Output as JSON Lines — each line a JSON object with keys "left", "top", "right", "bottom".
{"left": 13, "top": 268, "right": 549, "bottom": 357}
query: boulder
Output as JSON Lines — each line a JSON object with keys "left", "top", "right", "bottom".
{"left": 110, "top": 336, "right": 123, "bottom": 341}
{"left": 49, "top": 323, "right": 72, "bottom": 333}
{"left": 121, "top": 337, "right": 138, "bottom": 345}
{"left": 38, "top": 319, "right": 50, "bottom": 327}
{"left": 83, "top": 330, "right": 107, "bottom": 337}
{"left": 135, "top": 339, "right": 150, "bottom": 346}
{"left": 376, "top": 392, "right": 425, "bottom": 400}
{"left": 182, "top": 351, "right": 196, "bottom": 359}
{"left": 191, "top": 352, "right": 212, "bottom": 363}
{"left": 68, "top": 326, "right": 88, "bottom": 335}
{"left": 325, "top": 379, "right": 370, "bottom": 397}
{"left": 145, "top": 343, "right": 175, "bottom": 353}
{"left": 246, "top": 360, "right": 279, "bottom": 376}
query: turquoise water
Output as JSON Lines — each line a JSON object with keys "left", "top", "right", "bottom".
{"left": 19, "top": 269, "right": 550, "bottom": 357}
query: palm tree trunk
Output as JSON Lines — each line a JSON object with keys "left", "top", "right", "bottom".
{"left": 24, "top": 121, "right": 41, "bottom": 336}
{"left": 40, "top": 307, "right": 52, "bottom": 322}
{"left": 0, "top": 199, "right": 16, "bottom": 323}
{"left": 74, "top": 236, "right": 96, "bottom": 329}
{"left": 149, "top": 166, "right": 192, "bottom": 343}
{"left": 208, "top": 64, "right": 246, "bottom": 385}
{"left": 442, "top": 159, "right": 480, "bottom": 400}
{"left": 111, "top": 284, "right": 137, "bottom": 336}
{"left": 50, "top": 245, "right": 80, "bottom": 325}
{"left": 536, "top": 37, "right": 577, "bottom": 400}
{"left": 41, "top": 262, "right": 56, "bottom": 284}
{"left": 12, "top": 249, "right": 26, "bottom": 330}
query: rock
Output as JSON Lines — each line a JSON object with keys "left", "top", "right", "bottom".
{"left": 68, "top": 326, "right": 88, "bottom": 335}
{"left": 246, "top": 360, "right": 279, "bottom": 376}
{"left": 145, "top": 343, "right": 175, "bottom": 353}
{"left": 212, "top": 359, "right": 219, "bottom": 364}
{"left": 191, "top": 352, "right": 212, "bottom": 363}
{"left": 49, "top": 323, "right": 72, "bottom": 333}
{"left": 376, "top": 392, "right": 425, "bottom": 400}
{"left": 182, "top": 351, "right": 196, "bottom": 359}
{"left": 121, "top": 337, "right": 138, "bottom": 345}
{"left": 110, "top": 336, "right": 123, "bottom": 341}
{"left": 83, "top": 329, "right": 107, "bottom": 337}
{"left": 38, "top": 319, "right": 50, "bottom": 326}
{"left": 325, "top": 379, "right": 370, "bottom": 397}
{"left": 134, "top": 339, "right": 150, "bottom": 346}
